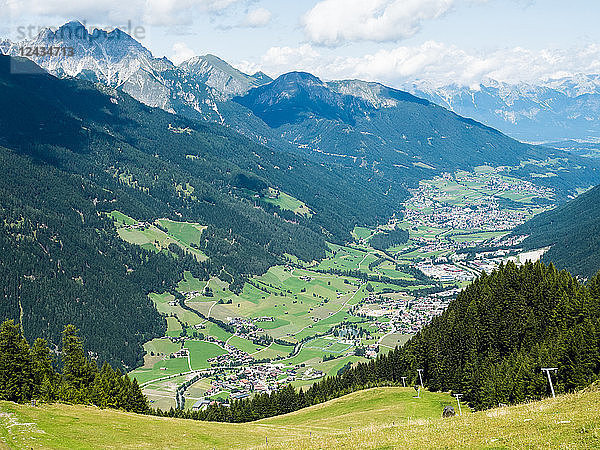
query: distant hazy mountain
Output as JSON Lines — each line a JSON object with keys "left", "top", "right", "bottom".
{"left": 408, "top": 76, "right": 600, "bottom": 143}
{"left": 545, "top": 140, "right": 600, "bottom": 158}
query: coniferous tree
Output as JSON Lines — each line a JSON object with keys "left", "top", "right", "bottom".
{"left": 0, "top": 318, "right": 150, "bottom": 415}
{"left": 127, "top": 377, "right": 149, "bottom": 414}
{"left": 91, "top": 362, "right": 115, "bottom": 409}
{"left": 30, "top": 338, "right": 57, "bottom": 401}
{"left": 0, "top": 320, "right": 33, "bottom": 402}
{"left": 59, "top": 325, "right": 95, "bottom": 403}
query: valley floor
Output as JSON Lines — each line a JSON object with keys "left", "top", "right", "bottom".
{"left": 120, "top": 165, "right": 557, "bottom": 411}
{"left": 0, "top": 387, "right": 598, "bottom": 449}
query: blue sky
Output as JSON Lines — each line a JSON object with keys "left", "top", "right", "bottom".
{"left": 2, "top": 0, "right": 600, "bottom": 87}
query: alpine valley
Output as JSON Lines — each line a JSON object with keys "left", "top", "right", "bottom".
{"left": 1, "top": 19, "right": 600, "bottom": 449}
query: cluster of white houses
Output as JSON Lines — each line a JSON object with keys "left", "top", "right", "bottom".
{"left": 359, "top": 291, "right": 454, "bottom": 335}
{"left": 189, "top": 364, "right": 296, "bottom": 411}
{"left": 405, "top": 170, "right": 554, "bottom": 233}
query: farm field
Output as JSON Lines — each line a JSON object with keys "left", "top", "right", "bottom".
{"left": 142, "top": 374, "right": 191, "bottom": 411}
{"left": 130, "top": 261, "right": 409, "bottom": 406}
{"left": 316, "top": 243, "right": 380, "bottom": 273}
{"left": 126, "top": 218, "right": 448, "bottom": 409}
{"left": 262, "top": 188, "right": 313, "bottom": 217}
{"left": 129, "top": 253, "right": 424, "bottom": 409}
{"left": 184, "top": 341, "right": 228, "bottom": 370}
{"left": 130, "top": 356, "right": 190, "bottom": 385}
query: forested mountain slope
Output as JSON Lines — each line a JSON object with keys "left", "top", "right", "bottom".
{"left": 515, "top": 184, "right": 600, "bottom": 277}
{"left": 235, "top": 74, "right": 600, "bottom": 197}
{"left": 0, "top": 147, "right": 179, "bottom": 369}
{"left": 398, "top": 261, "right": 600, "bottom": 409}
{"left": 0, "top": 55, "right": 403, "bottom": 368}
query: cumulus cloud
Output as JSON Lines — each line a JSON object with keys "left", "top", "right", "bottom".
{"left": 236, "top": 44, "right": 321, "bottom": 76}
{"left": 262, "top": 44, "right": 320, "bottom": 67}
{"left": 302, "top": 0, "right": 456, "bottom": 46}
{"left": 235, "top": 42, "right": 600, "bottom": 87}
{"left": 356, "top": 42, "right": 600, "bottom": 87}
{"left": 241, "top": 7, "right": 272, "bottom": 28}
{"left": 171, "top": 41, "right": 196, "bottom": 64}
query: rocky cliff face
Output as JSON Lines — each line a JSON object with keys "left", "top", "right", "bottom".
{"left": 2, "top": 21, "right": 268, "bottom": 123}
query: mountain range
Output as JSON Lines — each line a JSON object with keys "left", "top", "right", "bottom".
{"left": 3, "top": 21, "right": 598, "bottom": 199}
{"left": 408, "top": 76, "right": 600, "bottom": 143}
{"left": 5, "top": 21, "right": 600, "bottom": 147}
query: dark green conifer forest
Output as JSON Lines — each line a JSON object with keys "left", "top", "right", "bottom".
{"left": 0, "top": 320, "right": 148, "bottom": 414}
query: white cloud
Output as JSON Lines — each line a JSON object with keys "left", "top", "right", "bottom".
{"left": 262, "top": 44, "right": 320, "bottom": 67}
{"left": 171, "top": 41, "right": 196, "bottom": 64}
{"left": 235, "top": 42, "right": 600, "bottom": 87}
{"left": 302, "top": 0, "right": 456, "bottom": 46}
{"left": 144, "top": 0, "right": 244, "bottom": 26}
{"left": 0, "top": 0, "right": 245, "bottom": 27}
{"left": 236, "top": 44, "right": 321, "bottom": 76}
{"left": 241, "top": 7, "right": 272, "bottom": 28}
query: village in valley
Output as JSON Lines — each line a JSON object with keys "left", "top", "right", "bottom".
{"left": 118, "top": 165, "right": 556, "bottom": 411}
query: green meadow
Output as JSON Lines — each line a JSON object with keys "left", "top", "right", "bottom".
{"left": 1, "top": 387, "right": 598, "bottom": 449}
{"left": 109, "top": 211, "right": 208, "bottom": 262}
{"left": 263, "top": 188, "right": 313, "bottom": 217}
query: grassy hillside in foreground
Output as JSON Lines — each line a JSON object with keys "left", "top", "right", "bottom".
{"left": 0, "top": 387, "right": 599, "bottom": 449}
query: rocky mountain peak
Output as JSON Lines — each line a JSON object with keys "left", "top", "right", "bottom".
{"left": 179, "top": 54, "right": 271, "bottom": 98}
